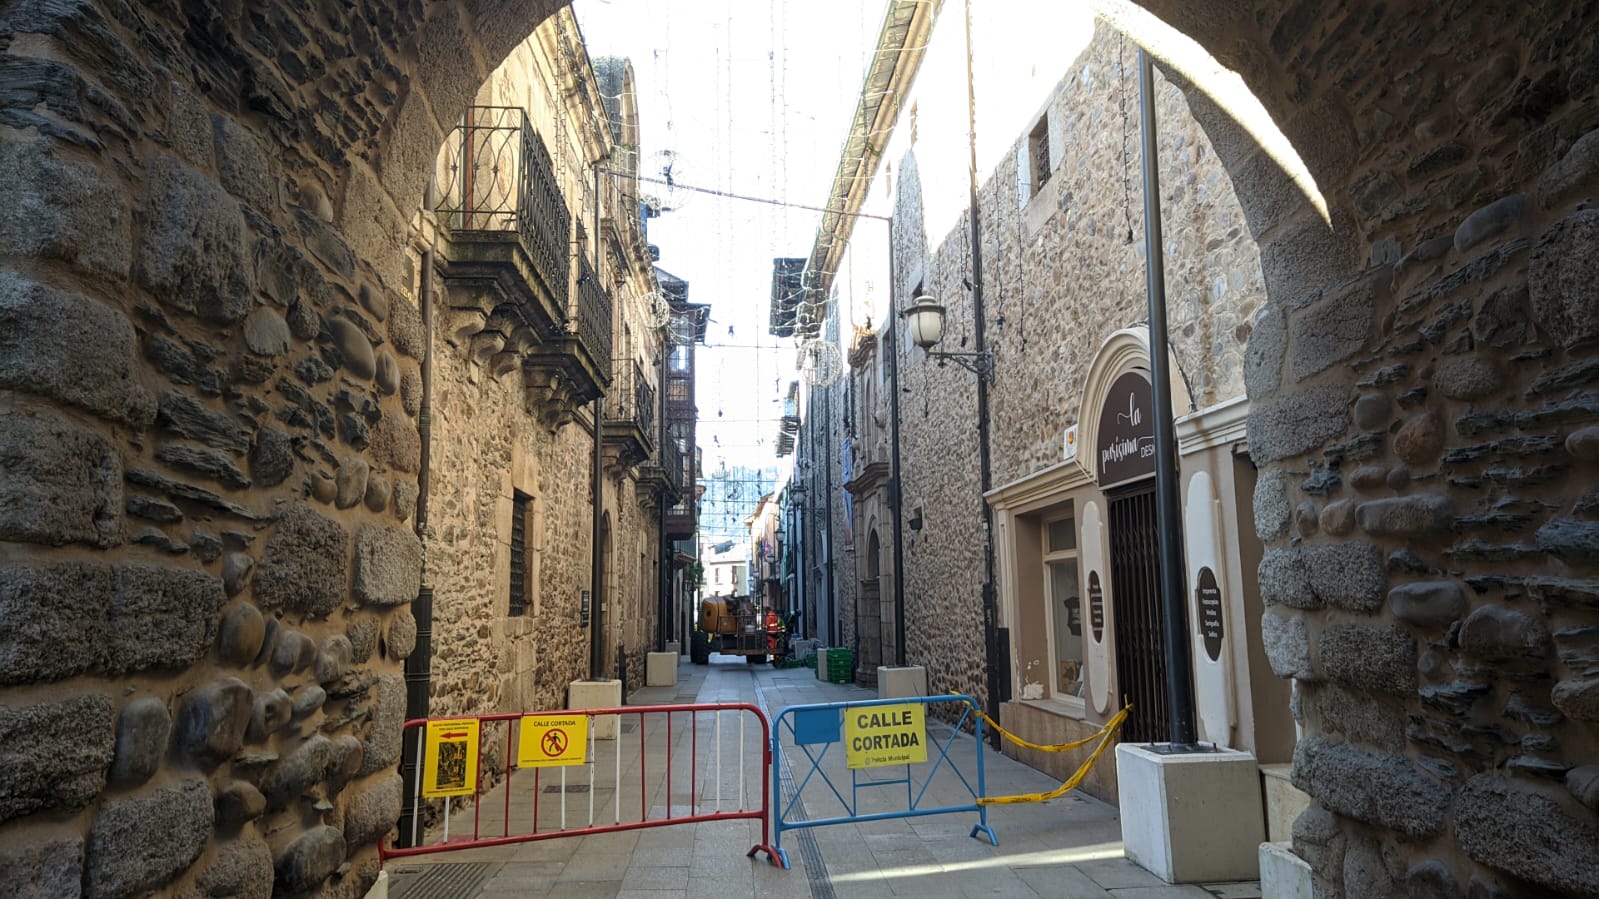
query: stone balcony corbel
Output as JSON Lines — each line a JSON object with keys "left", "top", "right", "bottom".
{"left": 444, "top": 306, "right": 489, "bottom": 347}
{"left": 524, "top": 366, "right": 577, "bottom": 432}
{"left": 488, "top": 318, "right": 536, "bottom": 378}
{"left": 470, "top": 327, "right": 507, "bottom": 367}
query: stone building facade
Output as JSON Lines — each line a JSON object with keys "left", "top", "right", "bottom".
{"left": 801, "top": 4, "right": 1281, "bottom": 793}
{"left": 0, "top": 1, "right": 678, "bottom": 896}
{"left": 419, "top": 15, "right": 671, "bottom": 732}
{"left": 796, "top": 1, "right": 1599, "bottom": 895}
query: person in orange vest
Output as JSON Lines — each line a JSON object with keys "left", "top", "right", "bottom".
{"left": 764, "top": 607, "right": 785, "bottom": 654}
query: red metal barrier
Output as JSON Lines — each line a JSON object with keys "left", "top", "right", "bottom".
{"left": 380, "top": 702, "right": 778, "bottom": 865}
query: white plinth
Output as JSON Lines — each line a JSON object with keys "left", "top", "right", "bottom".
{"left": 1116, "top": 743, "right": 1265, "bottom": 883}
{"left": 1259, "top": 841, "right": 1313, "bottom": 899}
{"left": 1261, "top": 764, "right": 1311, "bottom": 843}
{"left": 646, "top": 652, "right": 678, "bottom": 687}
{"left": 816, "top": 648, "right": 831, "bottom": 681}
{"left": 568, "top": 679, "right": 622, "bottom": 740}
{"left": 877, "top": 665, "right": 927, "bottom": 699}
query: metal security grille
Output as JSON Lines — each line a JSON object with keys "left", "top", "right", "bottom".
{"left": 1107, "top": 484, "right": 1169, "bottom": 744}
{"left": 509, "top": 492, "right": 530, "bottom": 616}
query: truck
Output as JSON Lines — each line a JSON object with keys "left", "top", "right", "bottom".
{"left": 690, "top": 595, "right": 788, "bottom": 665}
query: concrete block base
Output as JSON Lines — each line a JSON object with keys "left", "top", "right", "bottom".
{"left": 1115, "top": 743, "right": 1265, "bottom": 883}
{"left": 568, "top": 679, "right": 622, "bottom": 740}
{"left": 646, "top": 652, "right": 678, "bottom": 687}
{"left": 877, "top": 665, "right": 928, "bottom": 699}
{"left": 1261, "top": 763, "right": 1310, "bottom": 843}
{"left": 1259, "top": 841, "right": 1313, "bottom": 899}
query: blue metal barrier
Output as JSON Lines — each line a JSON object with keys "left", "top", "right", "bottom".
{"left": 769, "top": 693, "right": 997, "bottom": 868}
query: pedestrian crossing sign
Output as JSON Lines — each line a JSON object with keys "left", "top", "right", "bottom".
{"left": 422, "top": 718, "right": 480, "bottom": 798}
{"left": 518, "top": 714, "right": 589, "bottom": 767}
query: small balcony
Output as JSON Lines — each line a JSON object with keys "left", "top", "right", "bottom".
{"left": 662, "top": 440, "right": 695, "bottom": 539}
{"left": 433, "top": 106, "right": 611, "bottom": 430}
{"left": 603, "top": 360, "right": 656, "bottom": 474}
{"left": 638, "top": 430, "right": 684, "bottom": 508}
{"left": 435, "top": 106, "right": 568, "bottom": 336}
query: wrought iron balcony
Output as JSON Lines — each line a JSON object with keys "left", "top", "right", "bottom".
{"left": 638, "top": 427, "right": 685, "bottom": 508}
{"left": 574, "top": 259, "right": 613, "bottom": 385}
{"left": 435, "top": 106, "right": 569, "bottom": 329}
{"left": 433, "top": 106, "right": 614, "bottom": 430}
{"left": 662, "top": 437, "right": 695, "bottom": 539}
{"left": 603, "top": 359, "right": 656, "bottom": 474}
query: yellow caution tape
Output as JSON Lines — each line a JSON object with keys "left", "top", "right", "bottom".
{"left": 953, "top": 693, "right": 1131, "bottom": 806}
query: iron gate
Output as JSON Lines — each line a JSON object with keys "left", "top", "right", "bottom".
{"left": 1107, "top": 484, "right": 1169, "bottom": 744}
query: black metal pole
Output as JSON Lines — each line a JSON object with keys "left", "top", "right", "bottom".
{"left": 887, "top": 221, "right": 908, "bottom": 668}
{"left": 589, "top": 162, "right": 606, "bottom": 681}
{"left": 1138, "top": 48, "right": 1198, "bottom": 750}
{"left": 964, "top": 0, "right": 1001, "bottom": 746}
{"left": 823, "top": 383, "right": 838, "bottom": 647}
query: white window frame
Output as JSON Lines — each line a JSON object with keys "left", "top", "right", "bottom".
{"left": 1040, "top": 510, "right": 1086, "bottom": 717}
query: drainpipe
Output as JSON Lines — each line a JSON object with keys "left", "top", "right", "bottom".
{"left": 415, "top": 245, "right": 435, "bottom": 538}
{"left": 823, "top": 384, "right": 837, "bottom": 647}
{"left": 964, "top": 0, "right": 1001, "bottom": 745}
{"left": 657, "top": 338, "right": 670, "bottom": 652}
{"left": 1138, "top": 48, "right": 1199, "bottom": 750}
{"left": 399, "top": 201, "right": 437, "bottom": 847}
{"left": 589, "top": 161, "right": 607, "bottom": 681}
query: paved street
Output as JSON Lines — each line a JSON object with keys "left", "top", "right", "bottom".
{"left": 385, "top": 656, "right": 1261, "bottom": 898}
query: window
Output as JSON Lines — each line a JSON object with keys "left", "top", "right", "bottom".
{"left": 510, "top": 491, "right": 533, "bottom": 616}
{"left": 1028, "top": 115, "right": 1051, "bottom": 197}
{"left": 1043, "top": 511, "right": 1082, "bottom": 699}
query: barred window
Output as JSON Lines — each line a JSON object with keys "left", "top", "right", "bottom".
{"left": 510, "top": 491, "right": 532, "bottom": 616}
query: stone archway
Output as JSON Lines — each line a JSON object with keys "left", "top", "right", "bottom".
{"left": 1106, "top": 2, "right": 1599, "bottom": 895}
{"left": 0, "top": 1, "right": 574, "bottom": 895}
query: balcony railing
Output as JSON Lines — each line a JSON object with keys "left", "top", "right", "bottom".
{"left": 576, "top": 258, "right": 613, "bottom": 386}
{"left": 603, "top": 360, "right": 656, "bottom": 439}
{"left": 435, "top": 106, "right": 570, "bottom": 301}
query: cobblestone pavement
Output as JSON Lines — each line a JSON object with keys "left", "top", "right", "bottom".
{"left": 385, "top": 655, "right": 1263, "bottom": 898}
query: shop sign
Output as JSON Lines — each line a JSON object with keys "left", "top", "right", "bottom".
{"left": 1196, "top": 566, "right": 1224, "bottom": 662}
{"left": 1095, "top": 370, "right": 1156, "bottom": 488}
{"left": 1088, "top": 570, "right": 1105, "bottom": 642}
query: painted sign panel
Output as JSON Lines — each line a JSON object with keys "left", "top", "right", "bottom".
{"left": 1087, "top": 570, "right": 1105, "bottom": 643}
{"left": 422, "top": 718, "right": 480, "bottom": 798}
{"left": 1197, "top": 566, "right": 1224, "bottom": 662}
{"left": 845, "top": 703, "right": 927, "bottom": 769}
{"left": 1095, "top": 370, "right": 1156, "bottom": 488}
{"left": 517, "top": 714, "right": 589, "bottom": 768}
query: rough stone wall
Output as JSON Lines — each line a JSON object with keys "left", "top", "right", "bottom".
{"left": 1116, "top": 0, "right": 1599, "bottom": 894}
{"left": 0, "top": 0, "right": 570, "bottom": 895}
{"left": 890, "top": 22, "right": 1265, "bottom": 710}
{"left": 425, "top": 317, "right": 598, "bottom": 724}
{"left": 424, "top": 14, "right": 663, "bottom": 731}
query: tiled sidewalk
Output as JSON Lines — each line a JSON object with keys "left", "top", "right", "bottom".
{"left": 384, "top": 655, "right": 1262, "bottom": 898}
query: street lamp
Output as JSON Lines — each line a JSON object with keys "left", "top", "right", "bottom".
{"left": 901, "top": 295, "right": 994, "bottom": 382}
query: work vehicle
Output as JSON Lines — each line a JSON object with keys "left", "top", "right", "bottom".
{"left": 691, "top": 595, "right": 788, "bottom": 665}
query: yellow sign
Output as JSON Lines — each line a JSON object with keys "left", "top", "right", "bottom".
{"left": 845, "top": 703, "right": 927, "bottom": 769}
{"left": 422, "top": 718, "right": 480, "bottom": 798}
{"left": 517, "top": 714, "right": 589, "bottom": 768}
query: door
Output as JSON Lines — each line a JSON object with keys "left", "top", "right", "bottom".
{"left": 1107, "top": 483, "right": 1169, "bottom": 744}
